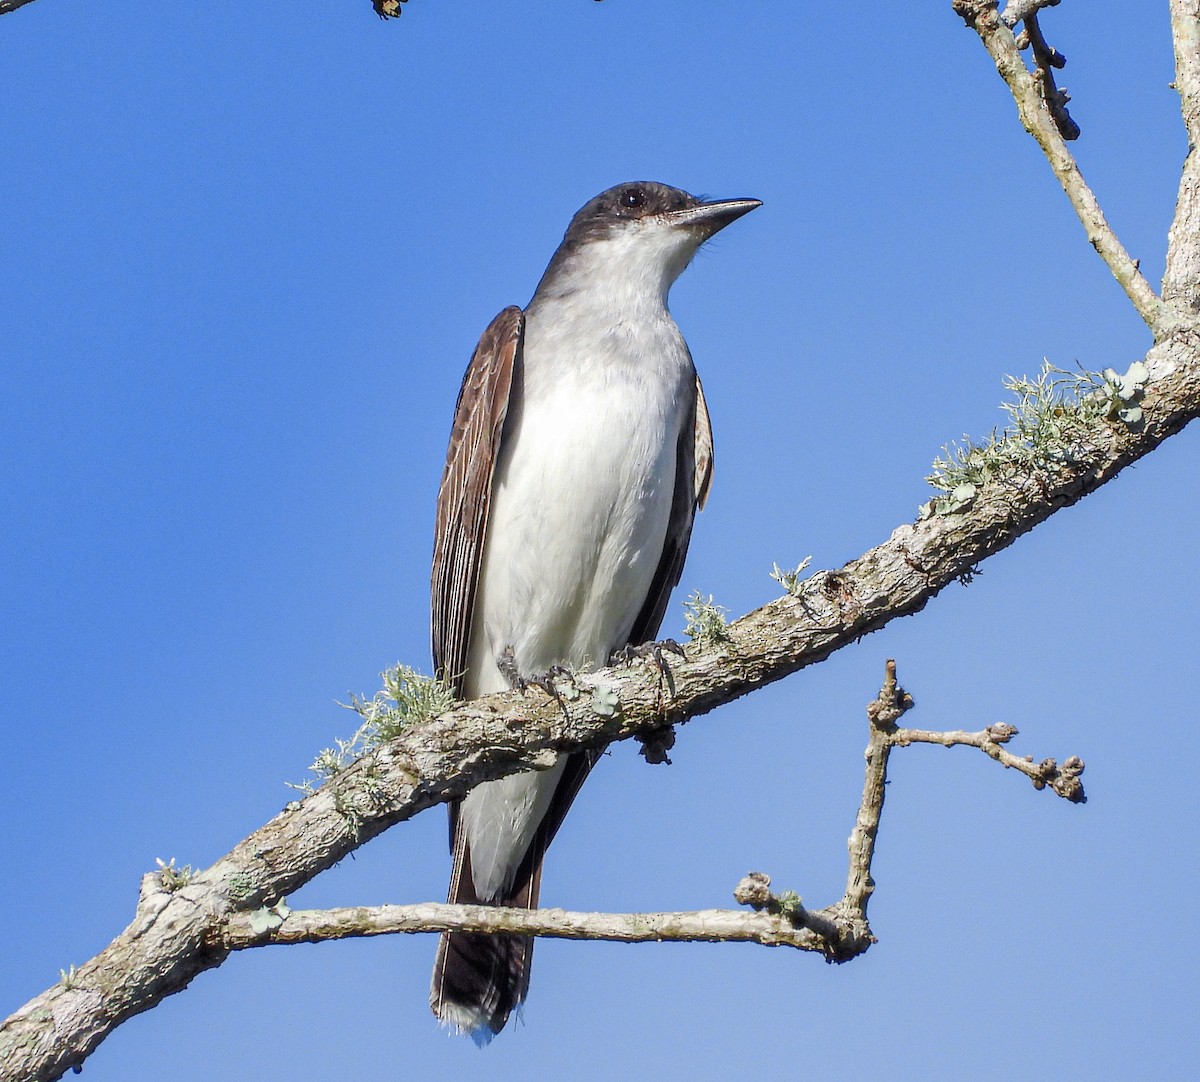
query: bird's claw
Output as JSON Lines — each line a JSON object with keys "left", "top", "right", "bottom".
{"left": 523, "top": 665, "right": 576, "bottom": 705}
{"left": 610, "top": 638, "right": 685, "bottom": 668}
{"left": 609, "top": 638, "right": 685, "bottom": 695}
{"left": 498, "top": 647, "right": 576, "bottom": 705}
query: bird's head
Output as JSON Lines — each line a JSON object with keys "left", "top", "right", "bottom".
{"left": 534, "top": 181, "right": 761, "bottom": 305}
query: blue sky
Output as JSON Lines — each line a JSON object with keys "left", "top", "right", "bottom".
{"left": 2, "top": 1, "right": 1195, "bottom": 1078}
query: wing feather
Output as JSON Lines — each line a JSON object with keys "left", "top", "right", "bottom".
{"left": 626, "top": 370, "right": 714, "bottom": 648}
{"left": 430, "top": 306, "right": 524, "bottom": 697}
{"left": 693, "top": 372, "right": 714, "bottom": 512}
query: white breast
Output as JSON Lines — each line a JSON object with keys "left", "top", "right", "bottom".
{"left": 465, "top": 300, "right": 693, "bottom": 696}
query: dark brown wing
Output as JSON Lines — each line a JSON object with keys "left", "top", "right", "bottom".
{"left": 429, "top": 310, "right": 529, "bottom": 1038}
{"left": 430, "top": 306, "right": 524, "bottom": 697}
{"left": 626, "top": 370, "right": 714, "bottom": 647}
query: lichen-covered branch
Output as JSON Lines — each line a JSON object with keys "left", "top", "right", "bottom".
{"left": 955, "top": 0, "right": 1174, "bottom": 333}
{"left": 219, "top": 898, "right": 833, "bottom": 953}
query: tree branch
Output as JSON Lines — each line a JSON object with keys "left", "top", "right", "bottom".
{"left": 1000, "top": 0, "right": 1062, "bottom": 27}
{"left": 210, "top": 660, "right": 1076, "bottom": 972}
{"left": 219, "top": 899, "right": 834, "bottom": 952}
{"left": 955, "top": 1, "right": 1175, "bottom": 334}
{"left": 1165, "top": 0, "right": 1200, "bottom": 310}
{"left": 841, "top": 658, "right": 913, "bottom": 915}
{"left": 890, "top": 723, "right": 1086, "bottom": 801}
{"left": 211, "top": 665, "right": 916, "bottom": 970}
{"left": 1015, "top": 11, "right": 1079, "bottom": 141}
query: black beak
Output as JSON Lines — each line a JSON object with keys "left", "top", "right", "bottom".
{"left": 667, "top": 197, "right": 762, "bottom": 236}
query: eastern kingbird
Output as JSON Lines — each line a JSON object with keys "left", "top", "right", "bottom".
{"left": 429, "top": 181, "right": 760, "bottom": 1041}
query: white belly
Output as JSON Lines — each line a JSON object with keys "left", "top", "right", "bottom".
{"left": 473, "top": 401, "right": 675, "bottom": 685}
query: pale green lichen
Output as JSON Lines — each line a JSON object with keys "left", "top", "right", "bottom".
{"left": 773, "top": 889, "right": 805, "bottom": 923}
{"left": 683, "top": 591, "right": 731, "bottom": 644}
{"left": 289, "top": 664, "right": 455, "bottom": 795}
{"left": 155, "top": 857, "right": 194, "bottom": 892}
{"left": 345, "top": 663, "right": 456, "bottom": 744}
{"left": 922, "top": 360, "right": 1149, "bottom": 517}
{"left": 247, "top": 899, "right": 290, "bottom": 934}
{"left": 590, "top": 684, "right": 620, "bottom": 717}
{"left": 332, "top": 761, "right": 389, "bottom": 838}
{"left": 226, "top": 870, "right": 256, "bottom": 905}
{"left": 770, "top": 558, "right": 813, "bottom": 597}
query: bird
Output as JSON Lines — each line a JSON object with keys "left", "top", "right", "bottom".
{"left": 429, "top": 181, "right": 760, "bottom": 1041}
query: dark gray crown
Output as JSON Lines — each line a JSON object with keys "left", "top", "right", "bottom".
{"left": 559, "top": 182, "right": 700, "bottom": 249}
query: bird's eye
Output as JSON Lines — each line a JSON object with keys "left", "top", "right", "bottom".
{"left": 620, "top": 187, "right": 646, "bottom": 209}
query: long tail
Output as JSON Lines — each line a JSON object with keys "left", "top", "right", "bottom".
{"left": 429, "top": 750, "right": 597, "bottom": 1042}
{"left": 429, "top": 815, "right": 540, "bottom": 1043}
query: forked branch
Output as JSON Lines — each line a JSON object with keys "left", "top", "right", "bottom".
{"left": 212, "top": 661, "right": 1081, "bottom": 971}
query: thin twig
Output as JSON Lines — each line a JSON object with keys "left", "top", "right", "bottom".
{"left": 1001, "top": 0, "right": 1061, "bottom": 29}
{"left": 890, "top": 723, "right": 1086, "bottom": 802}
{"left": 954, "top": 1, "right": 1175, "bottom": 334}
{"left": 843, "top": 659, "right": 912, "bottom": 916}
{"left": 1018, "top": 13, "right": 1079, "bottom": 140}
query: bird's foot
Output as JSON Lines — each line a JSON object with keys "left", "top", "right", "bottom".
{"left": 608, "top": 641, "right": 683, "bottom": 763}
{"left": 614, "top": 638, "right": 681, "bottom": 671}
{"left": 610, "top": 638, "right": 685, "bottom": 693}
{"left": 610, "top": 637, "right": 685, "bottom": 667}
{"left": 498, "top": 647, "right": 576, "bottom": 706}
{"left": 497, "top": 645, "right": 523, "bottom": 690}
{"left": 524, "top": 665, "right": 577, "bottom": 706}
